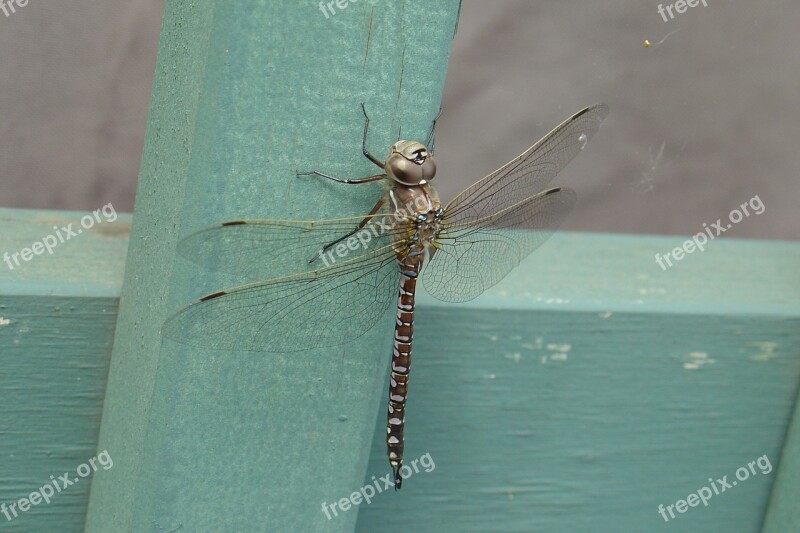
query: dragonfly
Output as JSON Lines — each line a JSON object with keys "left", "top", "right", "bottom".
{"left": 162, "top": 103, "right": 608, "bottom": 489}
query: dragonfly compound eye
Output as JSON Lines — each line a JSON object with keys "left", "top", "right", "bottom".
{"left": 386, "top": 140, "right": 436, "bottom": 185}
{"left": 420, "top": 156, "right": 436, "bottom": 182}
{"left": 386, "top": 152, "right": 423, "bottom": 185}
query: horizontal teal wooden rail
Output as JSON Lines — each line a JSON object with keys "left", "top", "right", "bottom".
{"left": 1, "top": 207, "right": 798, "bottom": 532}
{"left": 0, "top": 208, "right": 129, "bottom": 533}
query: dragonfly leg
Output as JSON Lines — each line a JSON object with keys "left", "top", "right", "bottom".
{"left": 361, "top": 103, "right": 386, "bottom": 169}
{"left": 308, "top": 196, "right": 387, "bottom": 264}
{"left": 298, "top": 104, "right": 386, "bottom": 181}
{"left": 296, "top": 170, "right": 386, "bottom": 184}
{"left": 425, "top": 106, "right": 443, "bottom": 154}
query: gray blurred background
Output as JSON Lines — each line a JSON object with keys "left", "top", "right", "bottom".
{"left": 1, "top": 0, "right": 797, "bottom": 240}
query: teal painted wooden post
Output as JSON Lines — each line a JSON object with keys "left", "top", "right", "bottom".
{"left": 84, "top": 1, "right": 460, "bottom": 532}
{"left": 0, "top": 208, "right": 130, "bottom": 532}
{"left": 763, "top": 397, "right": 800, "bottom": 531}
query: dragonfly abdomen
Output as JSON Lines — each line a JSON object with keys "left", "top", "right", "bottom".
{"left": 387, "top": 254, "right": 422, "bottom": 490}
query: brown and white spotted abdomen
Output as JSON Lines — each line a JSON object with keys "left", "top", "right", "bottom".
{"left": 386, "top": 254, "right": 422, "bottom": 490}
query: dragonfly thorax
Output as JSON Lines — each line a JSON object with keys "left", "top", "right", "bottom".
{"left": 384, "top": 140, "right": 436, "bottom": 186}
{"left": 388, "top": 183, "right": 443, "bottom": 261}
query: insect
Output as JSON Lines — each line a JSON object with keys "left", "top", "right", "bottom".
{"left": 162, "top": 103, "right": 608, "bottom": 489}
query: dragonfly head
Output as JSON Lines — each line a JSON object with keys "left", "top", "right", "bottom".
{"left": 385, "top": 140, "right": 437, "bottom": 186}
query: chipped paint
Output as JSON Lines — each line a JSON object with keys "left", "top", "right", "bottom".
{"left": 638, "top": 287, "right": 667, "bottom": 295}
{"left": 535, "top": 342, "right": 572, "bottom": 363}
{"left": 546, "top": 343, "right": 571, "bottom": 353}
{"left": 749, "top": 341, "right": 779, "bottom": 362}
{"left": 682, "top": 351, "right": 716, "bottom": 370}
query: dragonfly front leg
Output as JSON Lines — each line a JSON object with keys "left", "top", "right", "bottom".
{"left": 361, "top": 103, "right": 386, "bottom": 169}
{"left": 425, "top": 106, "right": 442, "bottom": 154}
{"left": 307, "top": 196, "right": 387, "bottom": 264}
{"left": 297, "top": 104, "right": 387, "bottom": 183}
{"left": 296, "top": 170, "right": 386, "bottom": 184}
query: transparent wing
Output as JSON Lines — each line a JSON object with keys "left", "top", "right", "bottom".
{"left": 162, "top": 244, "right": 400, "bottom": 352}
{"left": 420, "top": 105, "right": 607, "bottom": 303}
{"left": 423, "top": 187, "right": 576, "bottom": 303}
{"left": 176, "top": 213, "right": 404, "bottom": 282}
{"left": 443, "top": 104, "right": 608, "bottom": 226}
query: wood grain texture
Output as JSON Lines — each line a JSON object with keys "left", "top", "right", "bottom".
{"left": 763, "top": 389, "right": 800, "bottom": 532}
{"left": 83, "top": 1, "right": 461, "bottom": 532}
{"left": 0, "top": 208, "right": 130, "bottom": 532}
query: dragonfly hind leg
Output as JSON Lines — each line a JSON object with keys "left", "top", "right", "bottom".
{"left": 307, "top": 196, "right": 387, "bottom": 264}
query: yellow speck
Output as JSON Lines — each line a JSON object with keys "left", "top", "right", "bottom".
{"left": 643, "top": 39, "right": 651, "bottom": 48}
